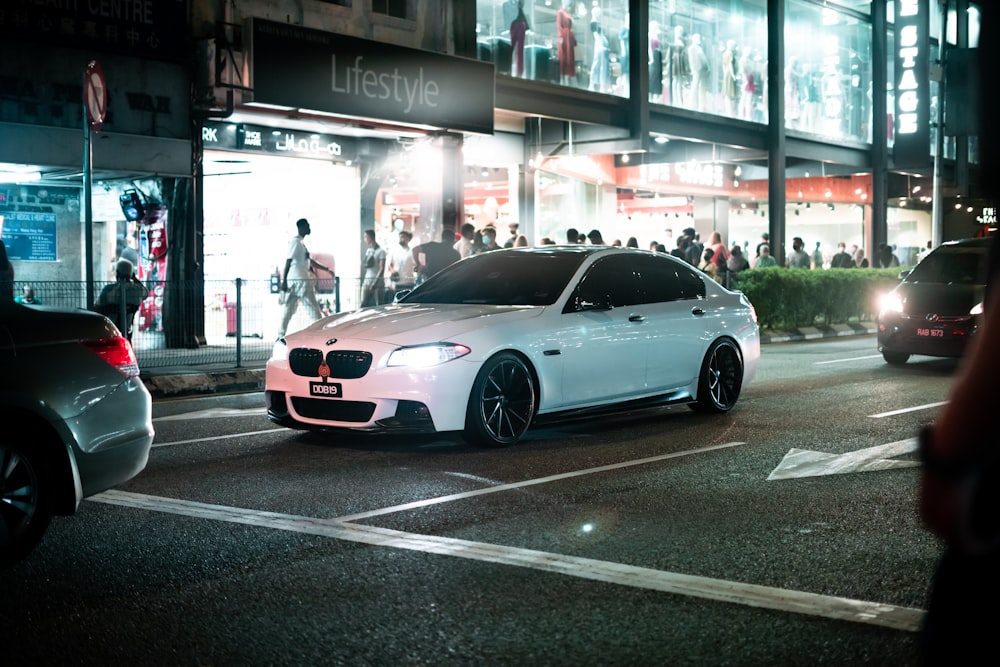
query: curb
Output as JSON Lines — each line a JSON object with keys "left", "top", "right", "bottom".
{"left": 759, "top": 322, "right": 877, "bottom": 344}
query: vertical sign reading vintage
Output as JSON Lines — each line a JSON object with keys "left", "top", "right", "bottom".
{"left": 894, "top": 0, "right": 930, "bottom": 167}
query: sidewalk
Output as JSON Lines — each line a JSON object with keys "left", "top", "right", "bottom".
{"left": 141, "top": 322, "right": 879, "bottom": 400}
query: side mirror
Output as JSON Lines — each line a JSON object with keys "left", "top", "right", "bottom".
{"left": 898, "top": 269, "right": 911, "bottom": 280}
{"left": 393, "top": 289, "right": 412, "bottom": 303}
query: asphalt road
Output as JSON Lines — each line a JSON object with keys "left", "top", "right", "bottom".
{"left": 2, "top": 335, "right": 956, "bottom": 666}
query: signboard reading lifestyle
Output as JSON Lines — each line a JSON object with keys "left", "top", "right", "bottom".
{"left": 249, "top": 19, "right": 495, "bottom": 135}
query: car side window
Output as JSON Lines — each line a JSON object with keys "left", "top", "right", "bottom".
{"left": 566, "top": 255, "right": 640, "bottom": 311}
{"left": 637, "top": 255, "right": 684, "bottom": 303}
{"left": 675, "top": 261, "right": 707, "bottom": 300}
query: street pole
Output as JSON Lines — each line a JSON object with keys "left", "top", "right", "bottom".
{"left": 930, "top": 0, "right": 948, "bottom": 248}
{"left": 83, "top": 101, "right": 94, "bottom": 308}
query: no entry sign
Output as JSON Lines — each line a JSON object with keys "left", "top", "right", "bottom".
{"left": 85, "top": 61, "right": 107, "bottom": 132}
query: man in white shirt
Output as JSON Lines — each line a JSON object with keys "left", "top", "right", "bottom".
{"left": 387, "top": 229, "right": 416, "bottom": 297}
{"left": 278, "top": 218, "right": 329, "bottom": 337}
{"left": 454, "top": 223, "right": 475, "bottom": 258}
{"left": 361, "top": 228, "right": 387, "bottom": 307}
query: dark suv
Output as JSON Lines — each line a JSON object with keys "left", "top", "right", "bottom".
{"left": 877, "top": 237, "right": 991, "bottom": 365}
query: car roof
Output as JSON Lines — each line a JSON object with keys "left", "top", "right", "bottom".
{"left": 937, "top": 237, "right": 994, "bottom": 250}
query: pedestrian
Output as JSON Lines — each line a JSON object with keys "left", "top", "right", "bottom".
{"left": 503, "top": 222, "right": 520, "bottom": 248}
{"left": 586, "top": 229, "right": 605, "bottom": 245}
{"left": 454, "top": 223, "right": 476, "bottom": 258}
{"left": 829, "top": 242, "right": 856, "bottom": 268}
{"left": 727, "top": 245, "right": 750, "bottom": 273}
{"left": 14, "top": 284, "right": 41, "bottom": 304}
{"left": 95, "top": 259, "right": 148, "bottom": 341}
{"left": 481, "top": 226, "right": 501, "bottom": 251}
{"left": 361, "top": 228, "right": 386, "bottom": 307}
{"left": 0, "top": 239, "right": 13, "bottom": 300}
{"left": 755, "top": 231, "right": 770, "bottom": 259}
{"left": 698, "top": 247, "right": 718, "bottom": 279}
{"left": 386, "top": 229, "right": 416, "bottom": 297}
{"left": 684, "top": 228, "right": 703, "bottom": 266}
{"left": 876, "top": 243, "right": 899, "bottom": 268}
{"left": 566, "top": 227, "right": 580, "bottom": 244}
{"left": 412, "top": 228, "right": 461, "bottom": 285}
{"left": 278, "top": 218, "right": 330, "bottom": 338}
{"left": 752, "top": 243, "right": 777, "bottom": 268}
{"left": 513, "top": 234, "right": 529, "bottom": 247}
{"left": 671, "top": 235, "right": 690, "bottom": 262}
{"left": 707, "top": 230, "right": 730, "bottom": 264}
{"left": 853, "top": 246, "right": 869, "bottom": 268}
{"left": 917, "top": 240, "right": 933, "bottom": 263}
{"left": 626, "top": 237, "right": 639, "bottom": 248}
{"left": 786, "top": 237, "right": 811, "bottom": 268}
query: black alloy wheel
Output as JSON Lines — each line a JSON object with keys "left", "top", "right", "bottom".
{"left": 465, "top": 352, "right": 537, "bottom": 447}
{"left": 0, "top": 441, "right": 52, "bottom": 568}
{"left": 692, "top": 338, "right": 744, "bottom": 413}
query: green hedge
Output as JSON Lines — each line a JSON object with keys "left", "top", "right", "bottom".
{"left": 729, "top": 267, "right": 905, "bottom": 330}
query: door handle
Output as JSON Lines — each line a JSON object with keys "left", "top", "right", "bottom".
{"left": 691, "top": 307, "right": 705, "bottom": 316}
{"left": 628, "top": 314, "right": 645, "bottom": 322}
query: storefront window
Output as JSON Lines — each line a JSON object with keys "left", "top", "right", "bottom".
{"left": 535, "top": 168, "right": 600, "bottom": 243}
{"left": 786, "top": 0, "right": 872, "bottom": 142}
{"left": 476, "top": 1, "right": 629, "bottom": 97}
{"left": 648, "top": 0, "right": 768, "bottom": 122}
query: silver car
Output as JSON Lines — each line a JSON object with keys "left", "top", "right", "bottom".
{"left": 0, "top": 301, "right": 154, "bottom": 567}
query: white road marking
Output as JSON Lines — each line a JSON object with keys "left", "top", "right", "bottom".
{"left": 155, "top": 407, "right": 268, "bottom": 422}
{"left": 814, "top": 354, "right": 883, "bottom": 365}
{"left": 870, "top": 401, "right": 947, "bottom": 418}
{"left": 768, "top": 438, "right": 919, "bottom": 481}
{"left": 152, "top": 428, "right": 286, "bottom": 448}
{"left": 336, "top": 442, "right": 746, "bottom": 521}
{"left": 90, "top": 489, "right": 924, "bottom": 633}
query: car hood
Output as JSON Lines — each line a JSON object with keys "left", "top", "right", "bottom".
{"left": 896, "top": 282, "right": 985, "bottom": 316}
{"left": 0, "top": 303, "right": 115, "bottom": 350}
{"left": 291, "top": 303, "right": 544, "bottom": 344}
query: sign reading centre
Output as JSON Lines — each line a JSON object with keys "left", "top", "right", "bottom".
{"left": 250, "top": 19, "right": 495, "bottom": 135}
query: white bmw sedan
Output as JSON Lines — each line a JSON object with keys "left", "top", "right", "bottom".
{"left": 265, "top": 246, "right": 760, "bottom": 447}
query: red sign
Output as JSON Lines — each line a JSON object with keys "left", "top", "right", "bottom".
{"left": 84, "top": 61, "right": 107, "bottom": 132}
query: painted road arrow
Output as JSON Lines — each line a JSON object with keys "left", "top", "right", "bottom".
{"left": 768, "top": 438, "right": 919, "bottom": 481}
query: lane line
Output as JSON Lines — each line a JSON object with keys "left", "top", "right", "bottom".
{"left": 90, "top": 490, "right": 924, "bottom": 633}
{"left": 870, "top": 401, "right": 947, "bottom": 418}
{"left": 152, "top": 428, "right": 286, "bottom": 448}
{"left": 814, "top": 354, "right": 883, "bottom": 365}
{"left": 335, "top": 442, "right": 746, "bottom": 522}
{"left": 155, "top": 407, "right": 268, "bottom": 422}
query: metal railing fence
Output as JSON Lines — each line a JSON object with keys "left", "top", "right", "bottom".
{"left": 8, "top": 277, "right": 344, "bottom": 369}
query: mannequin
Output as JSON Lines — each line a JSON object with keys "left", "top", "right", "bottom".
{"left": 618, "top": 12, "right": 629, "bottom": 92}
{"left": 721, "top": 40, "right": 738, "bottom": 116}
{"left": 648, "top": 20, "right": 663, "bottom": 102}
{"left": 588, "top": 7, "right": 609, "bottom": 92}
{"left": 556, "top": 0, "right": 577, "bottom": 85}
{"left": 803, "top": 63, "right": 822, "bottom": 130}
{"left": 738, "top": 52, "right": 756, "bottom": 120}
{"left": 668, "top": 25, "right": 688, "bottom": 107}
{"left": 509, "top": 0, "right": 529, "bottom": 78}
{"left": 785, "top": 57, "right": 802, "bottom": 127}
{"left": 687, "top": 33, "right": 709, "bottom": 111}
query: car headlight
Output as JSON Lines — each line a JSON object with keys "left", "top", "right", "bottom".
{"left": 387, "top": 343, "right": 471, "bottom": 368}
{"left": 879, "top": 293, "right": 904, "bottom": 315}
{"left": 270, "top": 337, "right": 288, "bottom": 362}
{"left": 971, "top": 301, "right": 984, "bottom": 316}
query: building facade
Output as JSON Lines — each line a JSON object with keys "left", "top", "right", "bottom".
{"left": 0, "top": 1, "right": 991, "bottom": 343}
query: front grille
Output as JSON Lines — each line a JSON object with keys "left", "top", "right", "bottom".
{"left": 291, "top": 396, "right": 377, "bottom": 422}
{"left": 289, "top": 348, "right": 373, "bottom": 378}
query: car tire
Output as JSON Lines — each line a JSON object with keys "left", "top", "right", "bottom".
{"left": 691, "top": 338, "right": 744, "bottom": 413}
{"left": 464, "top": 352, "right": 537, "bottom": 447}
{"left": 0, "top": 441, "right": 53, "bottom": 568}
{"left": 882, "top": 350, "right": 910, "bottom": 365}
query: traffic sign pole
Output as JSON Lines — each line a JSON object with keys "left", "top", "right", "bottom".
{"left": 82, "top": 61, "right": 106, "bottom": 310}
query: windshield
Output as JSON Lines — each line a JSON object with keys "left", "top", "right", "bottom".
{"left": 399, "top": 250, "right": 587, "bottom": 306}
{"left": 906, "top": 247, "right": 988, "bottom": 285}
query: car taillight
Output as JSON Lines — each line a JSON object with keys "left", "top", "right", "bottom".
{"left": 82, "top": 337, "right": 141, "bottom": 378}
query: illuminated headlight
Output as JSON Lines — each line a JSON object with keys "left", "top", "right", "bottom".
{"left": 387, "top": 343, "right": 471, "bottom": 368}
{"left": 879, "top": 293, "right": 904, "bottom": 315}
{"left": 971, "top": 301, "right": 984, "bottom": 316}
{"left": 270, "top": 337, "right": 288, "bottom": 362}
